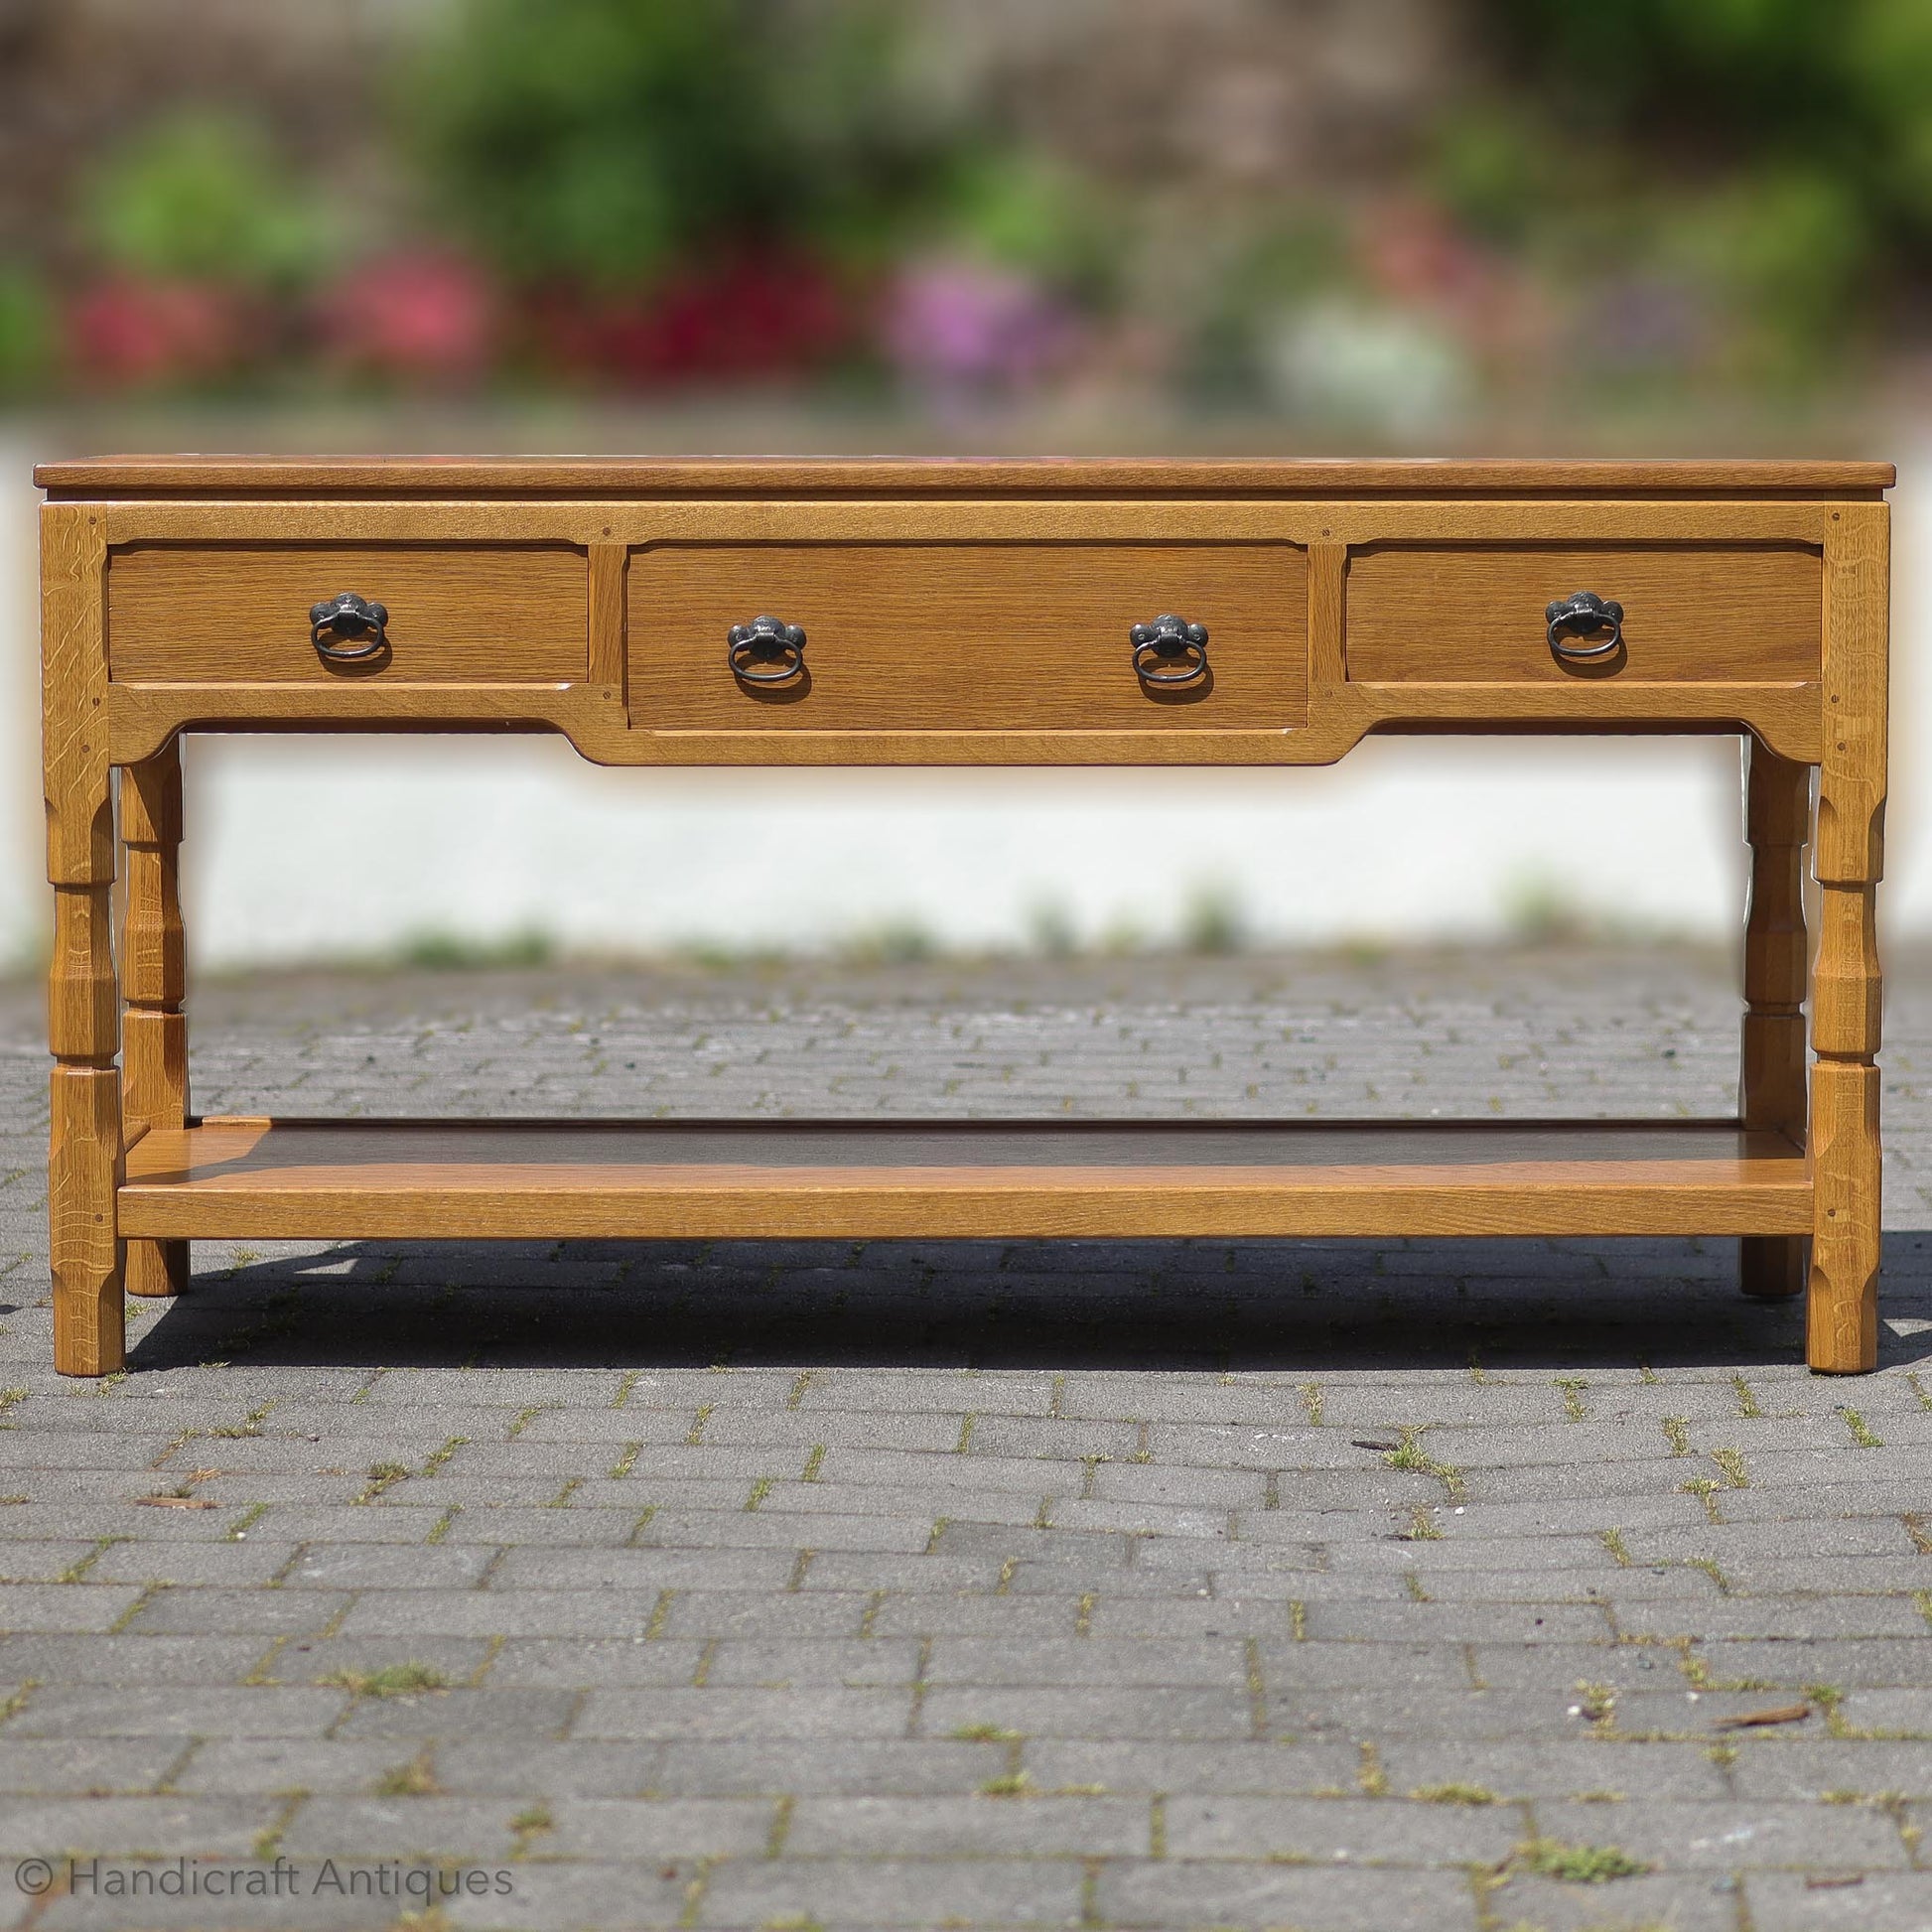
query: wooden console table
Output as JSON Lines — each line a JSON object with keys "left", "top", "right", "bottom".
{"left": 37, "top": 457, "right": 1891, "bottom": 1376}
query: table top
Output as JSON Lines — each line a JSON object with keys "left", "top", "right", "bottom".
{"left": 35, "top": 455, "right": 1896, "bottom": 500}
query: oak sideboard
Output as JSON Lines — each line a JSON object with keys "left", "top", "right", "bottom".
{"left": 37, "top": 457, "right": 1891, "bottom": 1376}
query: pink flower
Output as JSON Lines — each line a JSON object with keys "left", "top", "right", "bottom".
{"left": 880, "top": 257, "right": 1082, "bottom": 394}
{"left": 315, "top": 251, "right": 496, "bottom": 385}
{"left": 67, "top": 276, "right": 248, "bottom": 389}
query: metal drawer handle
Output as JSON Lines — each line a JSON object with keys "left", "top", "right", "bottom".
{"left": 1131, "top": 614, "right": 1209, "bottom": 687}
{"left": 310, "top": 592, "right": 389, "bottom": 661}
{"left": 1545, "top": 591, "right": 1624, "bottom": 660}
{"left": 728, "top": 615, "right": 807, "bottom": 685}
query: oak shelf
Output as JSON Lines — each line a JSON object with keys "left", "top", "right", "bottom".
{"left": 119, "top": 1117, "right": 1812, "bottom": 1244}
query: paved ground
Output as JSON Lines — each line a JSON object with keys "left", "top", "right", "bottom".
{"left": 2, "top": 945, "right": 1932, "bottom": 1932}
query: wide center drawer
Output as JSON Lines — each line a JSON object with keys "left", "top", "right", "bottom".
{"left": 626, "top": 540, "right": 1309, "bottom": 731}
{"left": 1345, "top": 542, "right": 1822, "bottom": 683}
{"left": 106, "top": 542, "right": 589, "bottom": 683}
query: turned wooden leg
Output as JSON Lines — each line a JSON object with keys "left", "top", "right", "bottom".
{"left": 1740, "top": 739, "right": 1810, "bottom": 1300}
{"left": 1808, "top": 504, "right": 1887, "bottom": 1372}
{"left": 122, "top": 741, "right": 189, "bottom": 1298}
{"left": 43, "top": 505, "right": 124, "bottom": 1375}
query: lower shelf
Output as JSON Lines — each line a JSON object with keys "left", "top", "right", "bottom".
{"left": 119, "top": 1117, "right": 1813, "bottom": 1242}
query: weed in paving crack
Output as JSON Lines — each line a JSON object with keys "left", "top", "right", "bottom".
{"left": 1509, "top": 1837, "right": 1651, "bottom": 1882}
{"left": 355, "top": 1461, "right": 410, "bottom": 1504}
{"left": 323, "top": 1663, "right": 448, "bottom": 1700}
{"left": 1384, "top": 1427, "right": 1464, "bottom": 1500}
{"left": 509, "top": 1803, "right": 554, "bottom": 1857}
{"left": 979, "top": 1771, "right": 1034, "bottom": 1797}
{"left": 1681, "top": 1477, "right": 1723, "bottom": 1524}
{"left": 1839, "top": 1407, "right": 1883, "bottom": 1449}
{"left": 374, "top": 1753, "right": 440, "bottom": 1797}
{"left": 208, "top": 1401, "right": 274, "bottom": 1440}
{"left": 1573, "top": 1682, "right": 1617, "bottom": 1734}
{"left": 1413, "top": 1783, "right": 1496, "bottom": 1805}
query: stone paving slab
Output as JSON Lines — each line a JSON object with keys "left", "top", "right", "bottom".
{"left": 0, "top": 946, "right": 1930, "bottom": 1930}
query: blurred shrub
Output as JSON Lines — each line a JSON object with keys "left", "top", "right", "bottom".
{"left": 415, "top": 0, "right": 945, "bottom": 290}
{"left": 0, "top": 262, "right": 55, "bottom": 397}
{"left": 81, "top": 111, "right": 336, "bottom": 285}
{"left": 1481, "top": 0, "right": 1932, "bottom": 363}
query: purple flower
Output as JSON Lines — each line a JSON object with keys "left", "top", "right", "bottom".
{"left": 881, "top": 257, "right": 1081, "bottom": 393}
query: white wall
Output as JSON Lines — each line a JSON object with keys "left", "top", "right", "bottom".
{"left": 4, "top": 434, "right": 1922, "bottom": 966}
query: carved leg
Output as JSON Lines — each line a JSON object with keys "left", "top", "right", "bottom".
{"left": 43, "top": 506, "right": 123, "bottom": 1375}
{"left": 122, "top": 741, "right": 188, "bottom": 1298}
{"left": 1740, "top": 739, "right": 1810, "bottom": 1299}
{"left": 1809, "top": 505, "right": 1887, "bottom": 1373}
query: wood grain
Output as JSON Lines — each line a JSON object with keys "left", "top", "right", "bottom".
{"left": 105, "top": 676, "right": 1826, "bottom": 773}
{"left": 37, "top": 457, "right": 1896, "bottom": 499}
{"left": 1808, "top": 503, "right": 1888, "bottom": 1372}
{"left": 119, "top": 1118, "right": 1810, "bottom": 1242}
{"left": 629, "top": 540, "right": 1309, "bottom": 732}
{"left": 1740, "top": 739, "right": 1811, "bottom": 1301}
{"left": 42, "top": 507, "right": 113, "bottom": 887}
{"left": 43, "top": 505, "right": 123, "bottom": 1372}
{"left": 588, "top": 541, "right": 626, "bottom": 694}
{"left": 51, "top": 1067, "right": 123, "bottom": 1374}
{"left": 38, "top": 455, "right": 1898, "bottom": 1375}
{"left": 121, "top": 740, "right": 189, "bottom": 1299}
{"left": 1345, "top": 544, "right": 1821, "bottom": 684}
{"left": 107, "top": 543, "right": 589, "bottom": 683}
{"left": 95, "top": 500, "right": 1841, "bottom": 551}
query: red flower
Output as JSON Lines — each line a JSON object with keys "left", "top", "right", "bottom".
{"left": 527, "top": 252, "right": 855, "bottom": 386}
{"left": 67, "top": 276, "right": 248, "bottom": 389}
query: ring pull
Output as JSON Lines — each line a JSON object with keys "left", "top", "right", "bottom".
{"left": 1545, "top": 591, "right": 1624, "bottom": 661}
{"left": 1131, "top": 614, "right": 1209, "bottom": 688}
{"left": 728, "top": 615, "right": 807, "bottom": 685}
{"left": 310, "top": 592, "right": 389, "bottom": 661}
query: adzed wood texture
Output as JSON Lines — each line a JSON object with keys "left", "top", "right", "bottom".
{"left": 37, "top": 457, "right": 1894, "bottom": 1375}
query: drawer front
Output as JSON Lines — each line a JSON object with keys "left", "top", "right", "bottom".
{"left": 628, "top": 541, "right": 1308, "bottom": 731}
{"left": 1345, "top": 543, "right": 1821, "bottom": 683}
{"left": 107, "top": 543, "right": 589, "bottom": 683}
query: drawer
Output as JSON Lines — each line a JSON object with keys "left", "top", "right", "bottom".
{"left": 1345, "top": 543, "right": 1821, "bottom": 683}
{"left": 106, "top": 543, "right": 589, "bottom": 682}
{"left": 627, "top": 540, "right": 1307, "bottom": 731}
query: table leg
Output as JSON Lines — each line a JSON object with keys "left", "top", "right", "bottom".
{"left": 1740, "top": 739, "right": 1810, "bottom": 1300}
{"left": 1809, "top": 504, "right": 1888, "bottom": 1373}
{"left": 43, "top": 506, "right": 123, "bottom": 1375}
{"left": 122, "top": 740, "right": 188, "bottom": 1298}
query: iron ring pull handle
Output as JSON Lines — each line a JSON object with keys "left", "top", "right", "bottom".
{"left": 310, "top": 592, "right": 389, "bottom": 661}
{"left": 1131, "top": 614, "right": 1209, "bottom": 687}
{"left": 728, "top": 615, "right": 807, "bottom": 684}
{"left": 1545, "top": 591, "right": 1624, "bottom": 661}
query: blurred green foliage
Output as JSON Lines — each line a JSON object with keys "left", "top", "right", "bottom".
{"left": 81, "top": 111, "right": 337, "bottom": 284}
{"left": 414, "top": 0, "right": 948, "bottom": 287}
{"left": 1483, "top": 0, "right": 1932, "bottom": 361}
{"left": 0, "top": 262, "right": 55, "bottom": 395}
